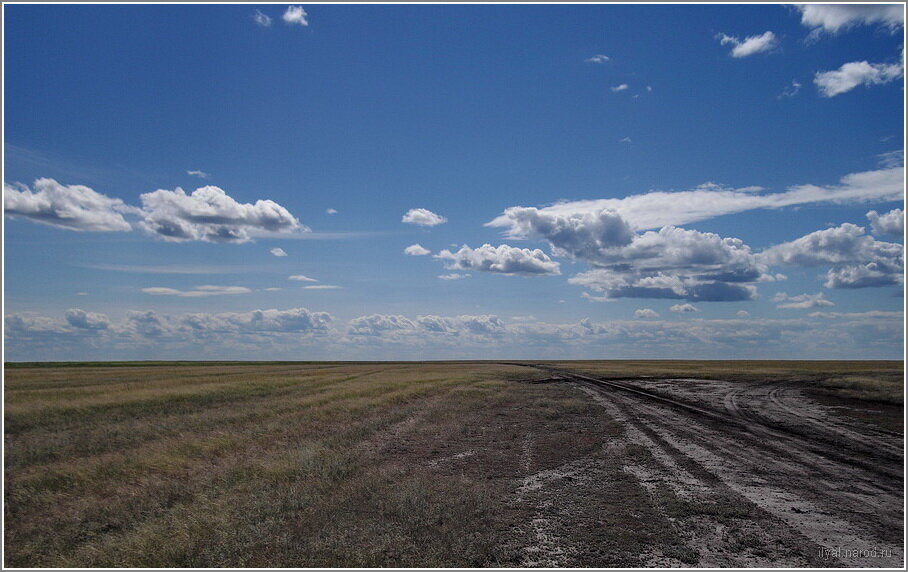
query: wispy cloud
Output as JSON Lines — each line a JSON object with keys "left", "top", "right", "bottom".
{"left": 289, "top": 274, "right": 318, "bottom": 282}
{"left": 303, "top": 285, "right": 341, "bottom": 290}
{"left": 586, "top": 54, "right": 609, "bottom": 64}
{"left": 611, "top": 83, "right": 629, "bottom": 92}
{"left": 253, "top": 9, "right": 272, "bottom": 27}
{"left": 326, "top": 208, "right": 338, "bottom": 215}
{"left": 777, "top": 80, "right": 802, "bottom": 99}
{"left": 488, "top": 164, "right": 904, "bottom": 234}
{"left": 142, "top": 285, "right": 252, "bottom": 297}
{"left": 270, "top": 247, "right": 288, "bottom": 257}
{"left": 717, "top": 31, "right": 778, "bottom": 58}
{"left": 438, "top": 273, "right": 470, "bottom": 280}
{"left": 186, "top": 169, "right": 209, "bottom": 178}
{"left": 86, "top": 263, "right": 256, "bottom": 275}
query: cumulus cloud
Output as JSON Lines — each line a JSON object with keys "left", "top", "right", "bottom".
{"left": 404, "top": 243, "right": 431, "bottom": 256}
{"left": 488, "top": 163, "right": 904, "bottom": 301}
{"left": 797, "top": 4, "right": 904, "bottom": 35}
{"left": 186, "top": 170, "right": 209, "bottom": 178}
{"left": 4, "top": 178, "right": 133, "bottom": 232}
{"left": 815, "top": 60, "right": 903, "bottom": 97}
{"left": 270, "top": 247, "right": 288, "bottom": 257}
{"left": 586, "top": 54, "right": 610, "bottom": 63}
{"left": 64, "top": 308, "right": 110, "bottom": 330}
{"left": 761, "top": 223, "right": 903, "bottom": 289}
{"left": 282, "top": 5, "right": 308, "bottom": 26}
{"left": 773, "top": 292, "right": 835, "bottom": 310}
{"left": 438, "top": 273, "right": 470, "bottom": 280}
{"left": 867, "top": 208, "right": 904, "bottom": 236}
{"left": 326, "top": 208, "right": 338, "bottom": 215}
{"left": 635, "top": 308, "right": 659, "bottom": 319}
{"left": 138, "top": 186, "right": 304, "bottom": 243}
{"left": 142, "top": 285, "right": 252, "bottom": 297}
{"left": 717, "top": 31, "right": 778, "bottom": 58}
{"left": 435, "top": 244, "right": 561, "bottom": 276}
{"left": 402, "top": 208, "right": 447, "bottom": 226}
{"left": 736, "top": 310, "right": 750, "bottom": 318}
{"left": 670, "top": 303, "right": 699, "bottom": 313}
{"left": 611, "top": 84, "right": 629, "bottom": 92}
{"left": 347, "top": 314, "right": 506, "bottom": 338}
{"left": 253, "top": 10, "right": 272, "bottom": 27}
{"left": 289, "top": 274, "right": 318, "bottom": 282}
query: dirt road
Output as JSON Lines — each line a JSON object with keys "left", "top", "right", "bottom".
{"left": 508, "top": 364, "right": 903, "bottom": 567}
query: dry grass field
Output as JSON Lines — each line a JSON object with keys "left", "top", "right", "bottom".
{"left": 3, "top": 361, "right": 904, "bottom": 567}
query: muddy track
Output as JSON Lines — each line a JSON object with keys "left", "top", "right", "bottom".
{"left": 511, "top": 363, "right": 903, "bottom": 567}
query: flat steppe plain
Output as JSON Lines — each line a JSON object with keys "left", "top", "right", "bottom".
{"left": 3, "top": 360, "right": 903, "bottom": 567}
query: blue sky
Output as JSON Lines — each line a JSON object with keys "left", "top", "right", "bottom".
{"left": 3, "top": 3, "right": 905, "bottom": 360}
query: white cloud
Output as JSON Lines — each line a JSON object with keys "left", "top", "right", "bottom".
{"left": 760, "top": 223, "right": 903, "bottom": 289}
{"left": 326, "top": 208, "right": 338, "bottom": 215}
{"left": 611, "top": 84, "right": 629, "bottom": 92}
{"left": 404, "top": 243, "right": 431, "bottom": 256}
{"left": 620, "top": 137, "right": 633, "bottom": 144}
{"left": 488, "top": 165, "right": 905, "bottom": 234}
{"left": 797, "top": 4, "right": 904, "bottom": 35}
{"left": 635, "top": 308, "right": 659, "bottom": 319}
{"left": 138, "top": 186, "right": 304, "bottom": 243}
{"left": 877, "top": 150, "right": 904, "bottom": 169}
{"left": 264, "top": 287, "right": 282, "bottom": 291}
{"left": 773, "top": 292, "right": 835, "bottom": 310}
{"left": 778, "top": 80, "right": 802, "bottom": 98}
{"left": 142, "top": 285, "right": 252, "bottom": 297}
{"left": 670, "top": 303, "right": 699, "bottom": 313}
{"left": 718, "top": 31, "right": 778, "bottom": 58}
{"left": 815, "top": 60, "right": 903, "bottom": 97}
{"left": 402, "top": 208, "right": 447, "bottom": 226}
{"left": 438, "top": 273, "right": 470, "bottom": 280}
{"left": 64, "top": 308, "right": 110, "bottom": 330}
{"left": 435, "top": 244, "right": 561, "bottom": 276}
{"left": 4, "top": 178, "right": 132, "bottom": 232}
{"left": 181, "top": 308, "right": 332, "bottom": 334}
{"left": 867, "top": 208, "right": 904, "bottom": 236}
{"left": 253, "top": 10, "right": 272, "bottom": 27}
{"left": 186, "top": 170, "right": 209, "bottom": 178}
{"left": 488, "top": 164, "right": 904, "bottom": 301}
{"left": 270, "top": 247, "right": 288, "bottom": 257}
{"left": 347, "top": 314, "right": 506, "bottom": 338}
{"left": 289, "top": 274, "right": 318, "bottom": 282}
{"left": 303, "top": 285, "right": 341, "bottom": 290}
{"left": 282, "top": 5, "right": 308, "bottom": 26}
{"left": 586, "top": 54, "right": 610, "bottom": 64}
{"left": 736, "top": 310, "right": 750, "bottom": 318}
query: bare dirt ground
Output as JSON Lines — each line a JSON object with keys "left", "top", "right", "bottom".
{"left": 493, "top": 362, "right": 904, "bottom": 567}
{"left": 4, "top": 361, "right": 903, "bottom": 567}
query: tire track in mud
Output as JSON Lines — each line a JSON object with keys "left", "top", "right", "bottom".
{"left": 524, "top": 365, "right": 903, "bottom": 568}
